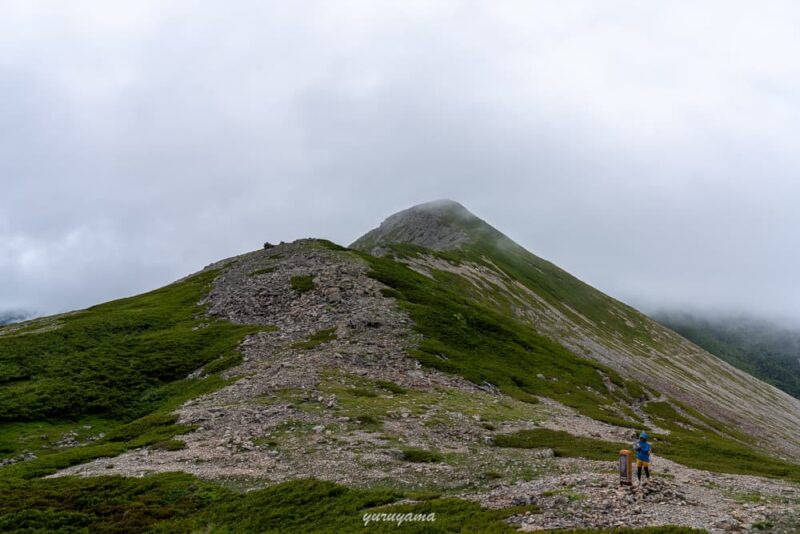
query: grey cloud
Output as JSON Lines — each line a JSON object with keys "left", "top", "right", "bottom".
{"left": 1, "top": 1, "right": 800, "bottom": 323}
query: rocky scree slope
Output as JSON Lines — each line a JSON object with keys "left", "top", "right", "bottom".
{"left": 56, "top": 240, "right": 542, "bottom": 486}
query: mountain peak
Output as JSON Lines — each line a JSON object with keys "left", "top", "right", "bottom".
{"left": 350, "top": 199, "right": 485, "bottom": 253}
{"left": 405, "top": 199, "right": 472, "bottom": 216}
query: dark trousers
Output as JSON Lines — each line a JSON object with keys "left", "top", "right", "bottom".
{"left": 637, "top": 465, "right": 650, "bottom": 480}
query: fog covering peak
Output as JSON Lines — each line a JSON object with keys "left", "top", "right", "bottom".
{"left": 350, "top": 199, "right": 498, "bottom": 254}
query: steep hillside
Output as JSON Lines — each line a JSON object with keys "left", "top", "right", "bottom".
{"left": 1, "top": 202, "right": 799, "bottom": 532}
{"left": 353, "top": 200, "right": 800, "bottom": 459}
{"left": 655, "top": 311, "right": 800, "bottom": 399}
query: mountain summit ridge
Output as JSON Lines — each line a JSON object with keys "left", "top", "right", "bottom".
{"left": 350, "top": 199, "right": 486, "bottom": 253}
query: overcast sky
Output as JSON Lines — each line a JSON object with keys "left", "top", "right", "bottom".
{"left": 2, "top": 1, "right": 800, "bottom": 323}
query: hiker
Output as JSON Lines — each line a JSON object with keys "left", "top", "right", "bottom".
{"left": 634, "top": 431, "right": 651, "bottom": 482}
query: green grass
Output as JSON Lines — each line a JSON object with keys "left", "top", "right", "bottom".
{"left": 0, "top": 475, "right": 538, "bottom": 533}
{"left": 494, "top": 429, "right": 627, "bottom": 461}
{"left": 495, "top": 425, "right": 800, "bottom": 483}
{"left": 248, "top": 267, "right": 276, "bottom": 276}
{"left": 639, "top": 401, "right": 800, "bottom": 480}
{"left": 653, "top": 432, "right": 800, "bottom": 482}
{"left": 150, "top": 439, "right": 187, "bottom": 451}
{"left": 292, "top": 328, "right": 337, "bottom": 350}
{"left": 0, "top": 270, "right": 258, "bottom": 424}
{"left": 290, "top": 275, "right": 315, "bottom": 293}
{"left": 2, "top": 390, "right": 213, "bottom": 480}
{"left": 376, "top": 379, "right": 408, "bottom": 394}
{"left": 349, "top": 387, "right": 378, "bottom": 397}
{"left": 359, "top": 252, "right": 644, "bottom": 426}
{"left": 401, "top": 447, "right": 443, "bottom": 463}
{"left": 0, "top": 418, "right": 115, "bottom": 458}
{"left": 314, "top": 239, "right": 349, "bottom": 252}
{"left": 540, "top": 488, "right": 584, "bottom": 501}
{"left": 355, "top": 415, "right": 383, "bottom": 432}
{"left": 0, "top": 473, "right": 217, "bottom": 533}
{"left": 0, "top": 269, "right": 262, "bottom": 475}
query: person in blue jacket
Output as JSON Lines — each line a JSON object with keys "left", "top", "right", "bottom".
{"left": 633, "top": 432, "right": 652, "bottom": 483}
{"left": 634, "top": 431, "right": 651, "bottom": 482}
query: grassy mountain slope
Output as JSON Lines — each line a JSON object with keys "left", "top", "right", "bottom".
{"left": 0, "top": 474, "right": 546, "bottom": 533}
{"left": 352, "top": 200, "right": 800, "bottom": 458}
{"left": 359, "top": 251, "right": 800, "bottom": 482}
{"left": 0, "top": 269, "right": 260, "bottom": 475}
{"left": 655, "top": 311, "right": 800, "bottom": 399}
{"left": 0, "top": 270, "right": 258, "bottom": 423}
{"left": 360, "top": 250, "right": 647, "bottom": 428}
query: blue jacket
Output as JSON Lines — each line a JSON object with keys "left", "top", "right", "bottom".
{"left": 635, "top": 440, "right": 651, "bottom": 461}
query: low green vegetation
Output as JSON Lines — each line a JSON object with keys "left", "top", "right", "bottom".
{"left": 495, "top": 420, "right": 800, "bottom": 483}
{"left": 360, "top": 252, "right": 645, "bottom": 427}
{"left": 2, "top": 412, "right": 189, "bottom": 480}
{"left": 290, "top": 274, "right": 315, "bottom": 293}
{"left": 540, "top": 488, "right": 584, "bottom": 501}
{"left": 642, "top": 401, "right": 800, "bottom": 482}
{"left": 376, "top": 379, "right": 408, "bottom": 394}
{"left": 0, "top": 473, "right": 217, "bottom": 533}
{"left": 0, "top": 270, "right": 258, "bottom": 424}
{"left": 494, "top": 429, "right": 627, "bottom": 461}
{"left": 314, "top": 239, "right": 349, "bottom": 252}
{"left": 150, "top": 439, "right": 187, "bottom": 451}
{"left": 401, "top": 447, "right": 443, "bottom": 463}
{"left": 349, "top": 387, "right": 378, "bottom": 397}
{"left": 1, "top": 372, "right": 246, "bottom": 480}
{"left": 0, "top": 418, "right": 115, "bottom": 458}
{"left": 0, "top": 475, "right": 538, "bottom": 533}
{"left": 292, "top": 328, "right": 337, "bottom": 350}
{"left": 0, "top": 270, "right": 262, "bottom": 475}
{"left": 248, "top": 267, "right": 276, "bottom": 276}
{"left": 355, "top": 414, "right": 383, "bottom": 432}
